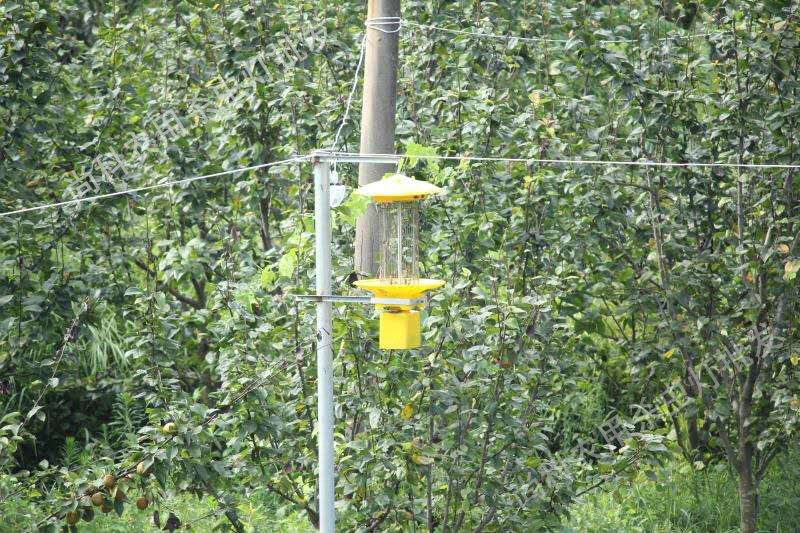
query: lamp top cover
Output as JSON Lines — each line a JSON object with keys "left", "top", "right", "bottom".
{"left": 354, "top": 174, "right": 445, "bottom": 203}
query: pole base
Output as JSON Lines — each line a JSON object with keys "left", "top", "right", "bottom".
{"left": 379, "top": 310, "right": 421, "bottom": 349}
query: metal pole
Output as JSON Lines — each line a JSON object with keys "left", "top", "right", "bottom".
{"left": 313, "top": 159, "right": 335, "bottom": 532}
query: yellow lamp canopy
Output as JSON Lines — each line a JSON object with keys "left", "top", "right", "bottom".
{"left": 354, "top": 173, "right": 444, "bottom": 203}
{"left": 353, "top": 174, "right": 446, "bottom": 349}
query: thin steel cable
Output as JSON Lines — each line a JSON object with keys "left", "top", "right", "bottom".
{"left": 402, "top": 20, "right": 709, "bottom": 44}
{"left": 365, "top": 16, "right": 402, "bottom": 34}
{"left": 0, "top": 157, "right": 307, "bottom": 217}
{"left": 329, "top": 17, "right": 397, "bottom": 148}
{"left": 9, "top": 151, "right": 798, "bottom": 221}
{"left": 404, "top": 20, "right": 570, "bottom": 43}
{"left": 331, "top": 33, "right": 367, "bottom": 149}
{"left": 322, "top": 151, "right": 800, "bottom": 170}
{"left": 401, "top": 16, "right": 797, "bottom": 86}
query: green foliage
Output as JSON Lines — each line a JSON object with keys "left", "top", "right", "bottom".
{"left": 397, "top": 142, "right": 440, "bottom": 176}
{"left": 565, "top": 447, "right": 800, "bottom": 532}
{"left": 335, "top": 193, "right": 370, "bottom": 227}
{"left": 0, "top": 484, "right": 312, "bottom": 532}
{"left": 1, "top": 0, "right": 799, "bottom": 531}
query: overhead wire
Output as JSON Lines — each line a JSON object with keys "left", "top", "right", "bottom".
{"left": 397, "top": 14, "right": 797, "bottom": 101}
{"left": 330, "top": 17, "right": 401, "bottom": 149}
{"left": 7, "top": 148, "right": 799, "bottom": 220}
{"left": 8, "top": 17, "right": 795, "bottom": 221}
{"left": 0, "top": 157, "right": 307, "bottom": 218}
{"left": 14, "top": 8, "right": 800, "bottom": 527}
{"left": 350, "top": 18, "right": 797, "bottom": 170}
{"left": 321, "top": 151, "right": 800, "bottom": 170}
{"left": 331, "top": 34, "right": 367, "bottom": 149}
{"left": 400, "top": 19, "right": 709, "bottom": 45}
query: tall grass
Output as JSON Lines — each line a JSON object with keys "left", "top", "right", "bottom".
{"left": 77, "top": 303, "right": 131, "bottom": 376}
{"left": 563, "top": 448, "right": 800, "bottom": 532}
{"left": 75, "top": 490, "right": 313, "bottom": 533}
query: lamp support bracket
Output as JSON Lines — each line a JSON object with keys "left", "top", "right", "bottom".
{"left": 296, "top": 294, "right": 426, "bottom": 306}
{"left": 310, "top": 149, "right": 400, "bottom": 165}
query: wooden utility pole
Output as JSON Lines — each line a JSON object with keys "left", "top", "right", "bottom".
{"left": 354, "top": 0, "right": 401, "bottom": 276}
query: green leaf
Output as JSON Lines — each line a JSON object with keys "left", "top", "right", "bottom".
{"left": 336, "top": 193, "right": 370, "bottom": 227}
{"left": 154, "top": 463, "right": 167, "bottom": 490}
{"left": 400, "top": 142, "right": 439, "bottom": 173}
{"left": 277, "top": 249, "right": 298, "bottom": 278}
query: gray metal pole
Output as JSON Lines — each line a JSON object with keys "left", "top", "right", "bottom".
{"left": 313, "top": 160, "right": 335, "bottom": 532}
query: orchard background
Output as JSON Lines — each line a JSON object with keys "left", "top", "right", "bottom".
{"left": 1, "top": 1, "right": 799, "bottom": 531}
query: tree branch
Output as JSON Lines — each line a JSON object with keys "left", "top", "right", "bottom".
{"left": 132, "top": 257, "right": 204, "bottom": 309}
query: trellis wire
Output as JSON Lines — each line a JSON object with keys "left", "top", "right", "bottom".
{"left": 321, "top": 151, "right": 800, "bottom": 170}
{"left": 5, "top": 151, "right": 799, "bottom": 218}
{"left": 400, "top": 19, "right": 709, "bottom": 44}
{"left": 0, "top": 157, "right": 307, "bottom": 218}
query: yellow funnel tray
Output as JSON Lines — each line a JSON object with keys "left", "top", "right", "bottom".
{"left": 353, "top": 278, "right": 445, "bottom": 299}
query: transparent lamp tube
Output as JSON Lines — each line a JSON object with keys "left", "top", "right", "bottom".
{"left": 378, "top": 202, "right": 422, "bottom": 283}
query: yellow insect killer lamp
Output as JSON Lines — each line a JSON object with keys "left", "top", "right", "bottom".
{"left": 353, "top": 174, "right": 446, "bottom": 349}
